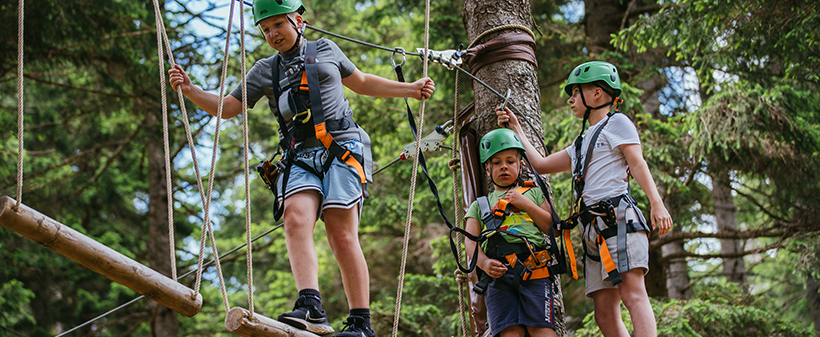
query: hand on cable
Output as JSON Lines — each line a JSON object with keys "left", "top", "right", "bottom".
{"left": 482, "top": 258, "right": 508, "bottom": 279}
{"left": 496, "top": 106, "right": 520, "bottom": 131}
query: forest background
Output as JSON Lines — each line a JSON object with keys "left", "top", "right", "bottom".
{"left": 1, "top": 0, "right": 819, "bottom": 336}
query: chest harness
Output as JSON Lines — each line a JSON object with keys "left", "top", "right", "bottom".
{"left": 257, "top": 41, "right": 368, "bottom": 220}
{"left": 472, "top": 180, "right": 575, "bottom": 294}
{"left": 565, "top": 111, "right": 651, "bottom": 285}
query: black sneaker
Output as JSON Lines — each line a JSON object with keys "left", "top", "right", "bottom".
{"left": 331, "top": 316, "right": 375, "bottom": 337}
{"left": 277, "top": 296, "right": 334, "bottom": 335}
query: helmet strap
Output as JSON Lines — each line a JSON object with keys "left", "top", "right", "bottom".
{"left": 285, "top": 15, "right": 305, "bottom": 54}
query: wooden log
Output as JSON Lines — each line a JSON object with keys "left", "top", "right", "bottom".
{"left": 0, "top": 196, "right": 202, "bottom": 317}
{"left": 225, "top": 307, "right": 322, "bottom": 337}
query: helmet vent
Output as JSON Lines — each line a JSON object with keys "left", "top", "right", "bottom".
{"left": 611, "top": 75, "right": 616, "bottom": 82}
{"left": 584, "top": 66, "right": 590, "bottom": 72}
{"left": 574, "top": 68, "right": 581, "bottom": 76}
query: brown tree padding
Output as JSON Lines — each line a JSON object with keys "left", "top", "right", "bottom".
{"left": 225, "top": 307, "right": 319, "bottom": 337}
{"left": 0, "top": 195, "right": 202, "bottom": 317}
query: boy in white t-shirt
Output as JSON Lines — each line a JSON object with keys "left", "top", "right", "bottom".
{"left": 497, "top": 61, "right": 672, "bottom": 337}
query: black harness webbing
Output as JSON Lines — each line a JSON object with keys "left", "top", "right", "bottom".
{"left": 262, "top": 41, "right": 368, "bottom": 221}
{"left": 569, "top": 112, "right": 650, "bottom": 285}
{"left": 392, "top": 63, "right": 485, "bottom": 276}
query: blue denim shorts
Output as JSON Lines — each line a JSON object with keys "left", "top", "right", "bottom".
{"left": 275, "top": 139, "right": 364, "bottom": 211}
{"left": 484, "top": 271, "right": 556, "bottom": 335}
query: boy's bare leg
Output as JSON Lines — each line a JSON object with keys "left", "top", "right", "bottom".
{"left": 618, "top": 269, "right": 657, "bottom": 337}
{"left": 324, "top": 204, "right": 369, "bottom": 309}
{"left": 499, "top": 325, "right": 525, "bottom": 337}
{"left": 591, "top": 288, "right": 630, "bottom": 337}
{"left": 283, "top": 191, "right": 322, "bottom": 291}
{"left": 527, "top": 326, "right": 557, "bottom": 337}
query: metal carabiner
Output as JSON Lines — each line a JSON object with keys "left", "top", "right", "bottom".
{"left": 391, "top": 47, "right": 406, "bottom": 68}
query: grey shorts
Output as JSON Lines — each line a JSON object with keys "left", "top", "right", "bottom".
{"left": 581, "top": 208, "right": 650, "bottom": 297}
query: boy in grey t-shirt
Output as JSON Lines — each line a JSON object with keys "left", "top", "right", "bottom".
{"left": 497, "top": 61, "right": 672, "bottom": 337}
{"left": 168, "top": 1, "right": 434, "bottom": 336}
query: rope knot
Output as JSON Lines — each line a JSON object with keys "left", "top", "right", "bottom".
{"left": 454, "top": 269, "right": 467, "bottom": 284}
{"left": 448, "top": 158, "right": 461, "bottom": 171}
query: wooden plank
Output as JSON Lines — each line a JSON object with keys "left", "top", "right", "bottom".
{"left": 225, "top": 307, "right": 323, "bottom": 337}
{"left": 0, "top": 196, "right": 202, "bottom": 317}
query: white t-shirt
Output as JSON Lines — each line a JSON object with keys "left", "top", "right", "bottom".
{"left": 565, "top": 113, "right": 641, "bottom": 204}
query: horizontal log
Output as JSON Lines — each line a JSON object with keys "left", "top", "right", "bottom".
{"left": 225, "top": 307, "right": 323, "bottom": 337}
{"left": 0, "top": 196, "right": 202, "bottom": 317}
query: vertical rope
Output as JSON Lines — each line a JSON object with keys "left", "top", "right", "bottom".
{"left": 451, "top": 71, "right": 470, "bottom": 337}
{"left": 153, "top": 0, "right": 177, "bottom": 281}
{"left": 15, "top": 0, "right": 24, "bottom": 210}
{"left": 238, "top": 0, "right": 254, "bottom": 317}
{"left": 392, "top": 0, "right": 431, "bottom": 335}
{"left": 150, "top": 0, "right": 231, "bottom": 312}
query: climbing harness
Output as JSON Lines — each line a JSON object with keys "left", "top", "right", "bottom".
{"left": 258, "top": 40, "right": 371, "bottom": 221}
{"left": 565, "top": 112, "right": 651, "bottom": 285}
{"left": 471, "top": 182, "right": 564, "bottom": 295}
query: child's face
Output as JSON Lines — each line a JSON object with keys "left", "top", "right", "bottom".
{"left": 485, "top": 149, "right": 522, "bottom": 188}
{"left": 567, "top": 84, "right": 592, "bottom": 119}
{"left": 258, "top": 13, "right": 302, "bottom": 53}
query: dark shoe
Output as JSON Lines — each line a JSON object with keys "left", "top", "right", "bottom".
{"left": 330, "top": 316, "right": 375, "bottom": 337}
{"left": 277, "top": 296, "right": 334, "bottom": 335}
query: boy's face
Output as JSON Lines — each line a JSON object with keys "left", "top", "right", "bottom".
{"left": 258, "top": 13, "right": 302, "bottom": 53}
{"left": 485, "top": 149, "right": 522, "bottom": 188}
{"left": 568, "top": 83, "right": 610, "bottom": 119}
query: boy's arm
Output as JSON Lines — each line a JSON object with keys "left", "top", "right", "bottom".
{"left": 620, "top": 143, "right": 673, "bottom": 236}
{"left": 341, "top": 69, "right": 435, "bottom": 100}
{"left": 169, "top": 64, "right": 243, "bottom": 119}
{"left": 465, "top": 217, "right": 508, "bottom": 278}
{"left": 496, "top": 107, "right": 571, "bottom": 174}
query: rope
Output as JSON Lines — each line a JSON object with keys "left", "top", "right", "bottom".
{"left": 392, "top": 0, "right": 431, "bottom": 335}
{"left": 451, "top": 72, "right": 470, "bottom": 337}
{"left": 467, "top": 24, "right": 535, "bottom": 49}
{"left": 15, "top": 0, "right": 24, "bottom": 210}
{"left": 150, "top": 0, "right": 231, "bottom": 312}
{"left": 193, "top": 0, "right": 241, "bottom": 312}
{"left": 55, "top": 222, "right": 285, "bottom": 337}
{"left": 153, "top": 0, "right": 177, "bottom": 281}
{"left": 238, "top": 0, "right": 255, "bottom": 317}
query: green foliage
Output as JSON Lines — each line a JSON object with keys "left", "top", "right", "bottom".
{"left": 575, "top": 282, "right": 813, "bottom": 337}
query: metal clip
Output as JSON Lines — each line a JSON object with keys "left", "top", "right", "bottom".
{"left": 391, "top": 47, "right": 406, "bottom": 68}
{"left": 401, "top": 122, "right": 454, "bottom": 159}
{"left": 415, "top": 48, "right": 463, "bottom": 70}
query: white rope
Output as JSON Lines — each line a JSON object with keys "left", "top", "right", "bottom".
{"left": 451, "top": 72, "right": 470, "bottom": 337}
{"left": 153, "top": 0, "right": 177, "bottom": 281}
{"left": 238, "top": 0, "right": 254, "bottom": 317}
{"left": 15, "top": 0, "right": 24, "bottom": 210}
{"left": 392, "top": 0, "right": 431, "bottom": 334}
{"left": 150, "top": 0, "right": 232, "bottom": 312}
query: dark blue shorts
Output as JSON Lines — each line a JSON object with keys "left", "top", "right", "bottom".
{"left": 484, "top": 270, "right": 556, "bottom": 336}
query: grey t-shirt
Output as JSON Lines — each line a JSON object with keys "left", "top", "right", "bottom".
{"left": 230, "top": 37, "right": 360, "bottom": 148}
{"left": 565, "top": 113, "right": 641, "bottom": 204}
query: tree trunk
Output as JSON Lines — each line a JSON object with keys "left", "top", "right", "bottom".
{"left": 661, "top": 231, "right": 690, "bottom": 299}
{"left": 145, "top": 110, "right": 180, "bottom": 337}
{"left": 463, "top": 1, "right": 566, "bottom": 336}
{"left": 808, "top": 274, "right": 820, "bottom": 334}
{"left": 711, "top": 169, "right": 747, "bottom": 286}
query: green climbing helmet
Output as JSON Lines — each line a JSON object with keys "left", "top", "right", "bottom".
{"left": 253, "top": 0, "right": 306, "bottom": 25}
{"left": 479, "top": 129, "right": 526, "bottom": 163}
{"left": 563, "top": 61, "right": 621, "bottom": 98}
